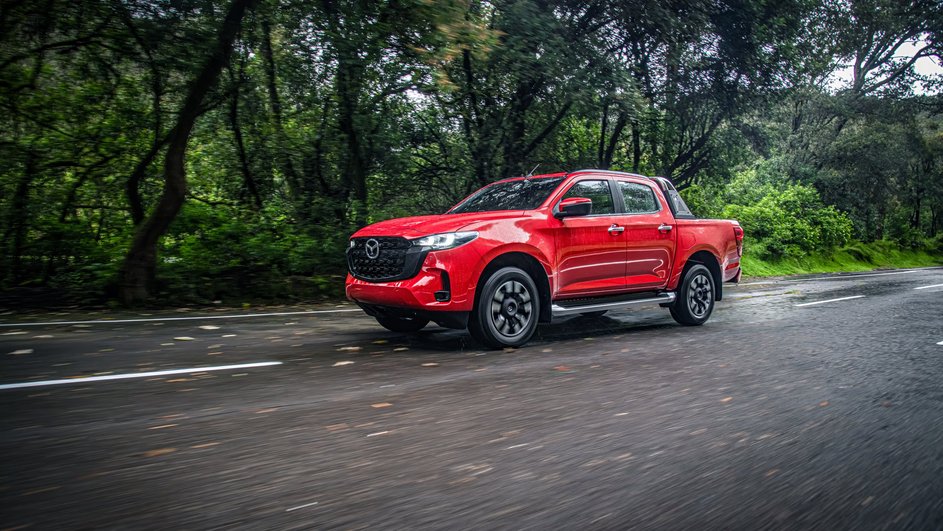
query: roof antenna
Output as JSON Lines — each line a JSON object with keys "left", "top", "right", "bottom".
{"left": 526, "top": 164, "right": 540, "bottom": 178}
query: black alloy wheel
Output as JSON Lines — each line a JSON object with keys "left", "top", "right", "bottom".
{"left": 470, "top": 266, "right": 540, "bottom": 348}
{"left": 669, "top": 263, "right": 715, "bottom": 326}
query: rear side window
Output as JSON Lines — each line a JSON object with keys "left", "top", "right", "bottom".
{"left": 562, "top": 180, "right": 615, "bottom": 215}
{"left": 618, "top": 181, "right": 659, "bottom": 213}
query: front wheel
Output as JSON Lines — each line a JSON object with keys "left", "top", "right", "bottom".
{"left": 469, "top": 266, "right": 540, "bottom": 348}
{"left": 376, "top": 315, "right": 429, "bottom": 333}
{"left": 669, "top": 264, "right": 715, "bottom": 326}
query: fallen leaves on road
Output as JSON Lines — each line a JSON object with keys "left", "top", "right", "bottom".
{"left": 765, "top": 469, "right": 780, "bottom": 477}
{"left": 421, "top": 362, "right": 439, "bottom": 367}
{"left": 554, "top": 365, "right": 572, "bottom": 372}
{"left": 148, "top": 424, "right": 177, "bottom": 430}
{"left": 198, "top": 325, "right": 220, "bottom": 330}
{"left": 173, "top": 337, "right": 195, "bottom": 341}
{"left": 720, "top": 397, "right": 733, "bottom": 403}
{"left": 255, "top": 408, "right": 278, "bottom": 414}
{"left": 8, "top": 349, "right": 33, "bottom": 355}
{"left": 393, "top": 347, "right": 409, "bottom": 352}
{"left": 372, "top": 339, "right": 388, "bottom": 345}
{"left": 333, "top": 361, "right": 354, "bottom": 367}
{"left": 191, "top": 442, "right": 221, "bottom": 449}
{"left": 819, "top": 400, "right": 830, "bottom": 407}
{"left": 366, "top": 431, "right": 389, "bottom": 437}
{"left": 325, "top": 423, "right": 349, "bottom": 432}
{"left": 338, "top": 346, "right": 361, "bottom": 352}
{"left": 371, "top": 402, "right": 393, "bottom": 408}
{"left": 143, "top": 448, "right": 176, "bottom": 458}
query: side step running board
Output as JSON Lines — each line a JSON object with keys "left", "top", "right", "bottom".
{"left": 551, "top": 292, "right": 676, "bottom": 318}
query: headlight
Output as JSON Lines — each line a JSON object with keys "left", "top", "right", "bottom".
{"left": 412, "top": 231, "right": 478, "bottom": 250}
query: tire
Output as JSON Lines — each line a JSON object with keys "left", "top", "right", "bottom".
{"left": 669, "top": 264, "right": 715, "bottom": 326}
{"left": 580, "top": 310, "right": 608, "bottom": 318}
{"left": 469, "top": 266, "right": 540, "bottom": 348}
{"left": 376, "top": 315, "right": 429, "bottom": 333}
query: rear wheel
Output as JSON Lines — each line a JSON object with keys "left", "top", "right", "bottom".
{"left": 669, "top": 264, "right": 714, "bottom": 326}
{"left": 376, "top": 315, "right": 429, "bottom": 333}
{"left": 469, "top": 266, "right": 540, "bottom": 348}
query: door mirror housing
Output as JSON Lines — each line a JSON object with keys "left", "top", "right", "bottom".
{"left": 555, "top": 197, "right": 592, "bottom": 218}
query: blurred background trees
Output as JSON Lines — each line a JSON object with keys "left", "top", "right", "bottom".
{"left": 0, "top": 0, "right": 940, "bottom": 304}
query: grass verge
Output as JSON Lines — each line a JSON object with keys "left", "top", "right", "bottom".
{"left": 741, "top": 240, "right": 943, "bottom": 278}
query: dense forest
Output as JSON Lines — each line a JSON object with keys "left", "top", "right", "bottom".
{"left": 1, "top": 0, "right": 941, "bottom": 304}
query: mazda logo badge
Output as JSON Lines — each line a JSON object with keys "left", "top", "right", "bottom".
{"left": 364, "top": 239, "right": 380, "bottom": 259}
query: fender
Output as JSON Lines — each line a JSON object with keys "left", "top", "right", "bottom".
{"left": 668, "top": 243, "right": 722, "bottom": 291}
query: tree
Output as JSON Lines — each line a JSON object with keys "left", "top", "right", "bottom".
{"left": 118, "top": 0, "right": 258, "bottom": 302}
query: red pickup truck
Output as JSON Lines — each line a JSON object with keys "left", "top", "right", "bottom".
{"left": 346, "top": 170, "right": 743, "bottom": 348}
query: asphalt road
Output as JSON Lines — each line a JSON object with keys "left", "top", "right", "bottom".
{"left": 2, "top": 268, "right": 942, "bottom": 530}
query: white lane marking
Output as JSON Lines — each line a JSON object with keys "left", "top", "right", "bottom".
{"left": 938, "top": 340, "right": 943, "bottom": 346}
{"left": 794, "top": 295, "right": 865, "bottom": 307}
{"left": 286, "top": 502, "right": 319, "bottom": 512}
{"left": 782, "top": 270, "right": 915, "bottom": 282}
{"left": 0, "top": 361, "right": 282, "bottom": 390}
{"left": 0, "top": 309, "right": 361, "bottom": 328}
{"left": 914, "top": 283, "right": 943, "bottom": 290}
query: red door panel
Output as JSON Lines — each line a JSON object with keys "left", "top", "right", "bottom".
{"left": 554, "top": 216, "right": 626, "bottom": 297}
{"left": 615, "top": 180, "right": 676, "bottom": 290}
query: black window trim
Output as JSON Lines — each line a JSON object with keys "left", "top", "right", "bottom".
{"left": 614, "top": 178, "right": 663, "bottom": 215}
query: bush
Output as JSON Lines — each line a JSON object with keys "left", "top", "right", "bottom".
{"left": 718, "top": 170, "right": 853, "bottom": 260}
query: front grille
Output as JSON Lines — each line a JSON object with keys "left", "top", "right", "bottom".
{"left": 347, "top": 237, "right": 426, "bottom": 282}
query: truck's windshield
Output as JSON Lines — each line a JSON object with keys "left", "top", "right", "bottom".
{"left": 450, "top": 177, "right": 565, "bottom": 213}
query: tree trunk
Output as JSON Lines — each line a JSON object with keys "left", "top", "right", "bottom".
{"left": 261, "top": 15, "right": 300, "bottom": 198}
{"left": 228, "top": 67, "right": 263, "bottom": 209}
{"left": 336, "top": 53, "right": 369, "bottom": 226}
{"left": 631, "top": 120, "right": 641, "bottom": 173}
{"left": 5, "top": 149, "right": 36, "bottom": 284}
{"left": 118, "top": 0, "right": 257, "bottom": 303}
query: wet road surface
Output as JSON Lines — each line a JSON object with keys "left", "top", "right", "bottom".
{"left": 2, "top": 268, "right": 942, "bottom": 529}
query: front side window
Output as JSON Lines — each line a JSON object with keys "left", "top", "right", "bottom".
{"left": 618, "top": 181, "right": 659, "bottom": 213}
{"left": 561, "top": 180, "right": 615, "bottom": 215}
{"left": 450, "top": 177, "right": 565, "bottom": 213}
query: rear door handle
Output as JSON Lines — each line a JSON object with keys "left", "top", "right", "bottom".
{"left": 608, "top": 224, "right": 625, "bottom": 234}
{"left": 658, "top": 224, "right": 673, "bottom": 233}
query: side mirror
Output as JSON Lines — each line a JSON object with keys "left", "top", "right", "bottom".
{"left": 554, "top": 197, "right": 592, "bottom": 218}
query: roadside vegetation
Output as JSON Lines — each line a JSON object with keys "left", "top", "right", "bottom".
{"left": 0, "top": 0, "right": 940, "bottom": 305}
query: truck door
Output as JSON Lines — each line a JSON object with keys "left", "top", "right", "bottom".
{"left": 614, "top": 179, "right": 676, "bottom": 290}
{"left": 552, "top": 178, "right": 626, "bottom": 297}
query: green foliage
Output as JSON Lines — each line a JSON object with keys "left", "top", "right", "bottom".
{"left": 0, "top": 0, "right": 940, "bottom": 304}
{"left": 741, "top": 239, "right": 943, "bottom": 277}
{"left": 683, "top": 163, "right": 854, "bottom": 260}
{"left": 157, "top": 203, "right": 348, "bottom": 302}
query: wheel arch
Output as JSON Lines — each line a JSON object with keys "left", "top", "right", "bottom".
{"left": 682, "top": 250, "right": 724, "bottom": 301}
{"left": 474, "top": 251, "right": 553, "bottom": 323}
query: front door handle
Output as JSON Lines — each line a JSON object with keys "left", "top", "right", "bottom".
{"left": 608, "top": 224, "right": 625, "bottom": 234}
{"left": 658, "top": 224, "right": 673, "bottom": 233}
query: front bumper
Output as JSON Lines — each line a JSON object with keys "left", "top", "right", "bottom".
{"left": 345, "top": 249, "right": 481, "bottom": 313}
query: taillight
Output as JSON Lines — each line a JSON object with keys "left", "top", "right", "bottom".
{"left": 733, "top": 225, "right": 744, "bottom": 255}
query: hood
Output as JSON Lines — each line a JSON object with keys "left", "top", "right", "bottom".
{"left": 352, "top": 211, "right": 528, "bottom": 239}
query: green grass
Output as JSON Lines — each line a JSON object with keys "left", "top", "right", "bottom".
{"left": 741, "top": 240, "right": 943, "bottom": 278}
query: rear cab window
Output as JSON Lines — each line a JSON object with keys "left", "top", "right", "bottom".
{"left": 617, "top": 181, "right": 660, "bottom": 214}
